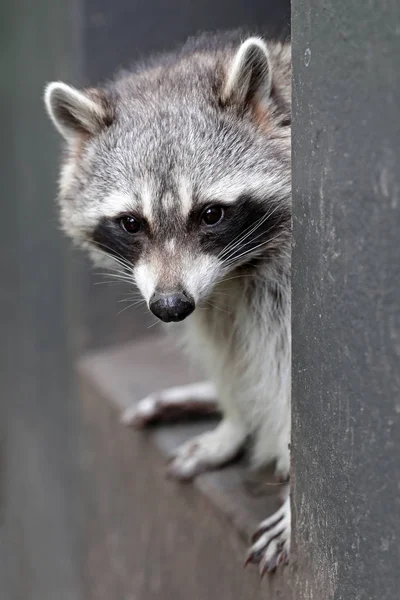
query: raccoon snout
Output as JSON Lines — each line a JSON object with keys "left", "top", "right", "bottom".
{"left": 149, "top": 291, "right": 195, "bottom": 322}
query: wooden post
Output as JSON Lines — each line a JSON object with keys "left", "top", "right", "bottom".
{"left": 292, "top": 1, "right": 400, "bottom": 598}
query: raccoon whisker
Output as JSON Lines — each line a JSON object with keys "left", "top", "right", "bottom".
{"left": 217, "top": 213, "right": 269, "bottom": 261}
{"left": 97, "top": 254, "right": 132, "bottom": 273}
{"left": 217, "top": 210, "right": 274, "bottom": 260}
{"left": 221, "top": 239, "right": 258, "bottom": 264}
{"left": 208, "top": 295, "right": 231, "bottom": 307}
{"left": 210, "top": 290, "right": 229, "bottom": 297}
{"left": 94, "top": 280, "right": 132, "bottom": 286}
{"left": 205, "top": 300, "right": 232, "bottom": 315}
{"left": 96, "top": 271, "right": 134, "bottom": 283}
{"left": 234, "top": 231, "right": 287, "bottom": 263}
{"left": 147, "top": 319, "right": 162, "bottom": 329}
{"left": 95, "top": 277, "right": 133, "bottom": 287}
{"left": 218, "top": 273, "right": 258, "bottom": 284}
{"left": 95, "top": 252, "right": 132, "bottom": 273}
{"left": 98, "top": 276, "right": 133, "bottom": 285}
{"left": 218, "top": 203, "right": 283, "bottom": 261}
{"left": 221, "top": 236, "right": 266, "bottom": 265}
{"left": 91, "top": 246, "right": 135, "bottom": 278}
{"left": 96, "top": 269, "right": 131, "bottom": 277}
{"left": 223, "top": 232, "right": 287, "bottom": 267}
{"left": 91, "top": 240, "right": 132, "bottom": 269}
{"left": 117, "top": 289, "right": 142, "bottom": 296}
{"left": 220, "top": 211, "right": 285, "bottom": 265}
{"left": 94, "top": 262, "right": 133, "bottom": 281}
{"left": 116, "top": 299, "right": 146, "bottom": 315}
{"left": 117, "top": 295, "right": 144, "bottom": 303}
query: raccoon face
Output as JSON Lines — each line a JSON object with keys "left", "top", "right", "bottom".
{"left": 45, "top": 36, "right": 291, "bottom": 322}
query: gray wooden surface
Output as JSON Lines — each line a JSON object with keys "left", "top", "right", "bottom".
{"left": 292, "top": 1, "right": 400, "bottom": 598}
{"left": 1, "top": 1, "right": 83, "bottom": 599}
{"left": 78, "top": 335, "right": 291, "bottom": 599}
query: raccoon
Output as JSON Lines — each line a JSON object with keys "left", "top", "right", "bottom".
{"left": 44, "top": 30, "right": 292, "bottom": 574}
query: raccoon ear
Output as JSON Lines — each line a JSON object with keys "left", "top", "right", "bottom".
{"left": 44, "top": 82, "right": 113, "bottom": 141}
{"left": 222, "top": 37, "right": 272, "bottom": 108}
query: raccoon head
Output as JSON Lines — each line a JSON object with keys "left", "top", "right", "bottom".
{"left": 45, "top": 36, "right": 291, "bottom": 323}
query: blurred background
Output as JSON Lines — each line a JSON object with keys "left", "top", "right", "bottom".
{"left": 1, "top": 1, "right": 290, "bottom": 599}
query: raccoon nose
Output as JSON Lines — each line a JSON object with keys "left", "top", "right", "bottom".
{"left": 149, "top": 291, "right": 195, "bottom": 322}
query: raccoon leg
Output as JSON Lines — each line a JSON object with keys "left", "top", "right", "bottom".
{"left": 245, "top": 487, "right": 290, "bottom": 576}
{"left": 121, "top": 381, "right": 219, "bottom": 428}
{"left": 167, "top": 419, "right": 247, "bottom": 480}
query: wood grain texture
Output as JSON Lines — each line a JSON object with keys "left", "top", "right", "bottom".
{"left": 292, "top": 1, "right": 400, "bottom": 598}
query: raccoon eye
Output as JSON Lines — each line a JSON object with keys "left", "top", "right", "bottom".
{"left": 201, "top": 205, "right": 224, "bottom": 226}
{"left": 119, "top": 214, "right": 141, "bottom": 234}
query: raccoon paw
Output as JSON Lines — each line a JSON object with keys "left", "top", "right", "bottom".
{"left": 121, "top": 395, "right": 163, "bottom": 428}
{"left": 167, "top": 420, "right": 246, "bottom": 480}
{"left": 245, "top": 495, "right": 291, "bottom": 576}
{"left": 121, "top": 382, "right": 218, "bottom": 428}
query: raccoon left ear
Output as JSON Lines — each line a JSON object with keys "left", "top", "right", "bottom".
{"left": 221, "top": 37, "right": 272, "bottom": 108}
{"left": 44, "top": 82, "right": 113, "bottom": 142}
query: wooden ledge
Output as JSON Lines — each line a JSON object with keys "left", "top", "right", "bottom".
{"left": 78, "top": 335, "right": 291, "bottom": 599}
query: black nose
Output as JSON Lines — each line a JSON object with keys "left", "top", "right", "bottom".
{"left": 149, "top": 291, "right": 195, "bottom": 322}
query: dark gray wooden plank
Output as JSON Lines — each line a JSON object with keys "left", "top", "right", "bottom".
{"left": 1, "top": 1, "right": 83, "bottom": 599}
{"left": 292, "top": 1, "right": 400, "bottom": 598}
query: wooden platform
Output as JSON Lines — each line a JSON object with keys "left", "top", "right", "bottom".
{"left": 78, "top": 335, "right": 291, "bottom": 599}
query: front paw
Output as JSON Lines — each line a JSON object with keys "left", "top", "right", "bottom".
{"left": 121, "top": 382, "right": 219, "bottom": 428}
{"left": 245, "top": 495, "right": 291, "bottom": 576}
{"left": 167, "top": 436, "right": 211, "bottom": 480}
{"left": 121, "top": 395, "right": 163, "bottom": 428}
{"left": 167, "top": 421, "right": 246, "bottom": 481}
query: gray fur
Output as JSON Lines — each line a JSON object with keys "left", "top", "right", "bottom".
{"left": 44, "top": 30, "right": 292, "bottom": 571}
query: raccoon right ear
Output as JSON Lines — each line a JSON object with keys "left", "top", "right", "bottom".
{"left": 44, "top": 82, "right": 113, "bottom": 142}
{"left": 221, "top": 37, "right": 272, "bottom": 108}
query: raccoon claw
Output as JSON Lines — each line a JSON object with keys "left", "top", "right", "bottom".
{"left": 259, "top": 544, "right": 289, "bottom": 576}
{"left": 274, "top": 471, "right": 290, "bottom": 485}
{"left": 245, "top": 535, "right": 289, "bottom": 576}
{"left": 245, "top": 496, "right": 291, "bottom": 576}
